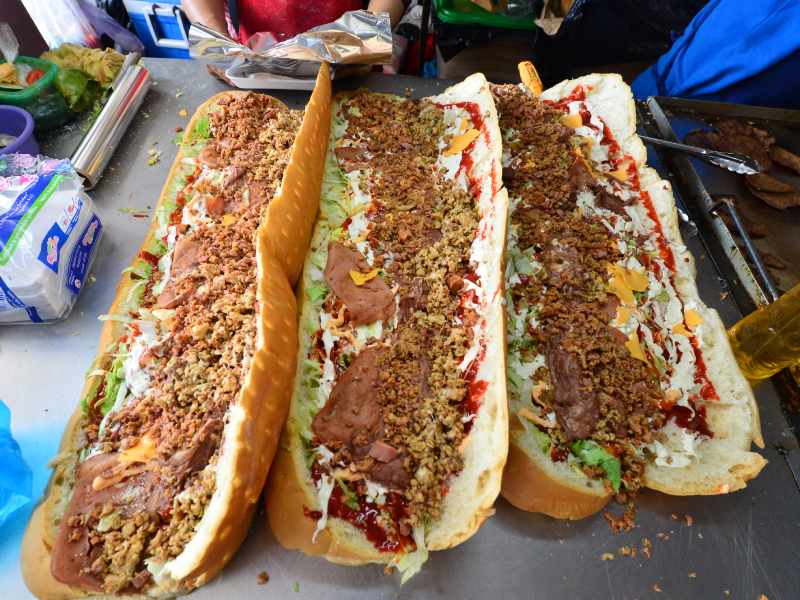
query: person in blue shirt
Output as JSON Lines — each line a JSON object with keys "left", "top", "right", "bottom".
{"left": 632, "top": 0, "right": 800, "bottom": 108}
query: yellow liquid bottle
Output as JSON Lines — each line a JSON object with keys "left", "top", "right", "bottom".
{"left": 728, "top": 282, "right": 800, "bottom": 383}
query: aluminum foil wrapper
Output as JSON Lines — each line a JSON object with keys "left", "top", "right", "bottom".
{"left": 189, "top": 10, "right": 392, "bottom": 89}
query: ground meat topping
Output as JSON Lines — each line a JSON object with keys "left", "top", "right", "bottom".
{"left": 493, "top": 83, "right": 665, "bottom": 496}
{"left": 309, "top": 91, "right": 481, "bottom": 540}
{"left": 55, "top": 94, "right": 301, "bottom": 593}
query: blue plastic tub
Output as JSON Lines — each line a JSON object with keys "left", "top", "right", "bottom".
{"left": 0, "top": 105, "right": 39, "bottom": 156}
{"left": 124, "top": 0, "right": 191, "bottom": 59}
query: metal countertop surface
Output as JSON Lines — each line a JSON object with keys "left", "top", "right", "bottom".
{"left": 2, "top": 58, "right": 799, "bottom": 600}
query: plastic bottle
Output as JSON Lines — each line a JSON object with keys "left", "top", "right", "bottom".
{"left": 0, "top": 399, "right": 32, "bottom": 528}
{"left": 728, "top": 282, "right": 800, "bottom": 383}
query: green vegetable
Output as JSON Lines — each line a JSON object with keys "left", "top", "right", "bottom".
{"left": 101, "top": 355, "right": 127, "bottom": 416}
{"left": 655, "top": 289, "right": 670, "bottom": 303}
{"left": 292, "top": 582, "right": 300, "bottom": 593}
{"left": 55, "top": 68, "right": 100, "bottom": 113}
{"left": 571, "top": 440, "right": 622, "bottom": 493}
{"left": 338, "top": 480, "right": 360, "bottom": 511}
{"left": 306, "top": 284, "right": 328, "bottom": 304}
{"left": 172, "top": 131, "right": 184, "bottom": 146}
{"left": 193, "top": 115, "right": 211, "bottom": 140}
{"left": 527, "top": 423, "right": 551, "bottom": 453}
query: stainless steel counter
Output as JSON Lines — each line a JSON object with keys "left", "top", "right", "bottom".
{"left": 2, "top": 58, "right": 799, "bottom": 600}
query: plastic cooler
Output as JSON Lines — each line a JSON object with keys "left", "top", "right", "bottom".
{"left": 433, "top": 0, "right": 539, "bottom": 30}
{"left": 124, "top": 0, "right": 191, "bottom": 58}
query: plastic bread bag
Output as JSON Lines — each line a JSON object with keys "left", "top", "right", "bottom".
{"left": 0, "top": 154, "right": 102, "bottom": 324}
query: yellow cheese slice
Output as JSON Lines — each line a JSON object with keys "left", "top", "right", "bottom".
{"left": 625, "top": 332, "right": 647, "bottom": 362}
{"left": 607, "top": 264, "right": 649, "bottom": 308}
{"left": 349, "top": 268, "right": 380, "bottom": 286}
{"left": 613, "top": 305, "right": 633, "bottom": 327}
{"left": 685, "top": 308, "right": 703, "bottom": 330}
{"left": 608, "top": 168, "right": 629, "bottom": 182}
{"left": 119, "top": 434, "right": 157, "bottom": 464}
{"left": 221, "top": 214, "right": 236, "bottom": 226}
{"left": 560, "top": 113, "right": 583, "bottom": 129}
{"left": 444, "top": 128, "right": 480, "bottom": 156}
{"left": 672, "top": 322, "right": 693, "bottom": 337}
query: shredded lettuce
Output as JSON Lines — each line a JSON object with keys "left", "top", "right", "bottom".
{"left": 338, "top": 480, "right": 360, "bottom": 511}
{"left": 306, "top": 284, "right": 328, "bottom": 304}
{"left": 193, "top": 115, "right": 211, "bottom": 140}
{"left": 395, "top": 526, "right": 428, "bottom": 584}
{"left": 571, "top": 440, "right": 622, "bottom": 493}
{"left": 102, "top": 354, "right": 127, "bottom": 416}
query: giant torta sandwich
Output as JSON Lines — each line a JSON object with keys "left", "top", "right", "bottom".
{"left": 265, "top": 73, "right": 509, "bottom": 579}
{"left": 495, "top": 65, "right": 766, "bottom": 520}
{"left": 21, "top": 66, "right": 332, "bottom": 597}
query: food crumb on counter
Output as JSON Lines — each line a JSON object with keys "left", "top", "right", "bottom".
{"left": 759, "top": 595, "right": 769, "bottom": 600}
{"left": 256, "top": 571, "right": 269, "bottom": 585}
{"left": 176, "top": 90, "right": 183, "bottom": 98}
{"left": 175, "top": 126, "right": 183, "bottom": 132}
{"left": 601, "top": 552, "right": 615, "bottom": 561}
{"left": 670, "top": 513, "right": 678, "bottom": 520}
{"left": 178, "top": 108, "right": 188, "bottom": 117}
{"left": 688, "top": 572, "right": 697, "bottom": 579}
{"left": 697, "top": 532, "right": 704, "bottom": 539}
{"left": 292, "top": 581, "right": 300, "bottom": 593}
{"left": 89, "top": 275, "right": 96, "bottom": 283}
{"left": 147, "top": 148, "right": 162, "bottom": 166}
{"left": 685, "top": 514, "right": 694, "bottom": 527}
{"left": 640, "top": 537, "right": 652, "bottom": 559}
{"left": 723, "top": 591, "right": 730, "bottom": 597}
{"left": 652, "top": 583, "right": 662, "bottom": 593}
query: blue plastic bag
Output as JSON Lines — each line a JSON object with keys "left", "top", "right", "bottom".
{"left": 0, "top": 400, "right": 32, "bottom": 529}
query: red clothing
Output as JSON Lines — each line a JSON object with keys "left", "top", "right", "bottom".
{"left": 229, "top": 0, "right": 365, "bottom": 43}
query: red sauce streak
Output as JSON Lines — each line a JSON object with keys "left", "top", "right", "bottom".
{"left": 309, "top": 465, "right": 414, "bottom": 553}
{"left": 691, "top": 337, "right": 719, "bottom": 401}
{"left": 551, "top": 85, "right": 721, "bottom": 420}
{"left": 551, "top": 445, "right": 569, "bottom": 462}
{"left": 458, "top": 272, "right": 488, "bottom": 434}
{"left": 341, "top": 216, "right": 352, "bottom": 230}
{"left": 436, "top": 101, "right": 499, "bottom": 196}
{"left": 303, "top": 506, "right": 322, "bottom": 520}
{"left": 543, "top": 85, "right": 588, "bottom": 109}
{"left": 138, "top": 250, "right": 159, "bottom": 266}
{"left": 664, "top": 403, "right": 713, "bottom": 438}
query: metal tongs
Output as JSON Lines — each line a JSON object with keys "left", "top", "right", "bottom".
{"left": 639, "top": 135, "right": 760, "bottom": 175}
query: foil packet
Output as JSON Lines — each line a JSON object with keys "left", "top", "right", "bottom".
{"left": 189, "top": 10, "right": 393, "bottom": 90}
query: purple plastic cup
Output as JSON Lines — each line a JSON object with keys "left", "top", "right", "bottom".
{"left": 0, "top": 105, "right": 39, "bottom": 156}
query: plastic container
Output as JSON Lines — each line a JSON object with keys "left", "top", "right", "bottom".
{"left": 0, "top": 56, "right": 58, "bottom": 108}
{"left": 124, "top": 0, "right": 191, "bottom": 59}
{"left": 0, "top": 106, "right": 39, "bottom": 156}
{"left": 433, "top": 0, "right": 539, "bottom": 31}
{"left": 728, "top": 282, "right": 800, "bottom": 383}
{"left": 0, "top": 56, "right": 69, "bottom": 131}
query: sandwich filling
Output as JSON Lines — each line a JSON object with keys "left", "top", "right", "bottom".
{"left": 493, "top": 83, "right": 718, "bottom": 500}
{"left": 50, "top": 94, "right": 301, "bottom": 594}
{"left": 295, "top": 90, "right": 497, "bottom": 562}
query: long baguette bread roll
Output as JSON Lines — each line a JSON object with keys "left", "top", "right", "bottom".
{"left": 21, "top": 65, "right": 331, "bottom": 598}
{"left": 495, "top": 70, "right": 766, "bottom": 520}
{"left": 265, "top": 73, "right": 509, "bottom": 579}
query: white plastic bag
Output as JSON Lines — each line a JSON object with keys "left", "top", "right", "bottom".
{"left": 0, "top": 154, "right": 102, "bottom": 324}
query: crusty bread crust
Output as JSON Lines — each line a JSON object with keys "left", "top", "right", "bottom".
{"left": 21, "top": 64, "right": 332, "bottom": 599}
{"left": 502, "top": 72, "right": 766, "bottom": 517}
{"left": 266, "top": 73, "right": 509, "bottom": 565}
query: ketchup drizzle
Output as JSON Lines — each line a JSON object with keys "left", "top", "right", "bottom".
{"left": 552, "top": 85, "right": 718, "bottom": 435}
